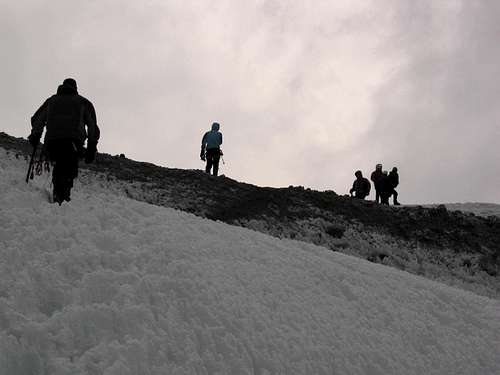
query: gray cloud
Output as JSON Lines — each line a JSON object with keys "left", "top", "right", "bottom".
{"left": 364, "top": 1, "right": 500, "bottom": 203}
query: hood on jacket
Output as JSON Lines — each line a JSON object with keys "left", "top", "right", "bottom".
{"left": 211, "top": 122, "right": 220, "bottom": 131}
{"left": 63, "top": 78, "right": 77, "bottom": 90}
{"left": 57, "top": 84, "right": 78, "bottom": 95}
{"left": 56, "top": 78, "right": 78, "bottom": 95}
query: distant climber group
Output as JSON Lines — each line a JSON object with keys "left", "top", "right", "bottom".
{"left": 28, "top": 78, "right": 401, "bottom": 206}
{"left": 350, "top": 164, "right": 400, "bottom": 205}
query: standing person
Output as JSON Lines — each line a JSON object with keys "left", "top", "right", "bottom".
{"left": 370, "top": 163, "right": 384, "bottom": 203}
{"left": 200, "top": 122, "right": 223, "bottom": 176}
{"left": 378, "top": 171, "right": 392, "bottom": 205}
{"left": 28, "top": 78, "right": 100, "bottom": 204}
{"left": 388, "top": 167, "right": 401, "bottom": 205}
{"left": 349, "top": 170, "right": 371, "bottom": 199}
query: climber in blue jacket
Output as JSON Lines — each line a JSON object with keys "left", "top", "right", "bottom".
{"left": 200, "top": 122, "right": 223, "bottom": 176}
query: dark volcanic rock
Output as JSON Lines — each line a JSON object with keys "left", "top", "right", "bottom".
{"left": 2, "top": 131, "right": 499, "bottom": 253}
{"left": 2, "top": 131, "right": 499, "bottom": 297}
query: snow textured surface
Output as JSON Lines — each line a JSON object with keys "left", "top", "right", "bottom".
{"left": 1, "top": 149, "right": 499, "bottom": 375}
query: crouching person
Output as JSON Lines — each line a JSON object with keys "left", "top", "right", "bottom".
{"left": 350, "top": 170, "right": 371, "bottom": 199}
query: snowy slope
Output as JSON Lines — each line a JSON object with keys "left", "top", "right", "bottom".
{"left": 1, "top": 149, "right": 499, "bottom": 375}
{"left": 2, "top": 133, "right": 500, "bottom": 300}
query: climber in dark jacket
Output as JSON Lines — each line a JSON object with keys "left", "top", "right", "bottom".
{"left": 370, "top": 163, "right": 384, "bottom": 203}
{"left": 28, "top": 78, "right": 100, "bottom": 204}
{"left": 378, "top": 171, "right": 393, "bottom": 205}
{"left": 350, "top": 170, "right": 371, "bottom": 199}
{"left": 388, "top": 167, "right": 400, "bottom": 205}
{"left": 200, "top": 122, "right": 223, "bottom": 176}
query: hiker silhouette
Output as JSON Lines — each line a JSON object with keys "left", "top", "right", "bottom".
{"left": 200, "top": 122, "right": 223, "bottom": 176}
{"left": 378, "top": 171, "right": 394, "bottom": 205}
{"left": 370, "top": 163, "right": 384, "bottom": 203}
{"left": 388, "top": 167, "right": 400, "bottom": 205}
{"left": 350, "top": 170, "right": 371, "bottom": 199}
{"left": 28, "top": 78, "right": 100, "bottom": 204}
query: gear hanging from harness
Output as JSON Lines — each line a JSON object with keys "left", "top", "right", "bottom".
{"left": 26, "top": 145, "right": 51, "bottom": 183}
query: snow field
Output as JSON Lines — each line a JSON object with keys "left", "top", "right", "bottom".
{"left": 0, "top": 148, "right": 499, "bottom": 375}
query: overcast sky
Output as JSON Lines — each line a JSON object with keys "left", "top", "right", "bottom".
{"left": 2, "top": 0, "right": 499, "bottom": 204}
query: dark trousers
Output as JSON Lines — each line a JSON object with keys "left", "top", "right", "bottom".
{"left": 45, "top": 139, "right": 82, "bottom": 200}
{"left": 392, "top": 189, "right": 399, "bottom": 204}
{"left": 380, "top": 191, "right": 391, "bottom": 205}
{"left": 205, "top": 148, "right": 221, "bottom": 176}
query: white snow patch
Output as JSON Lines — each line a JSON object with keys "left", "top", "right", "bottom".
{"left": 0, "top": 148, "right": 499, "bottom": 375}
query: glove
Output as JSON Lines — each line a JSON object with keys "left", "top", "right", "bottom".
{"left": 200, "top": 146, "right": 206, "bottom": 161}
{"left": 28, "top": 134, "right": 40, "bottom": 148}
{"left": 85, "top": 141, "right": 97, "bottom": 164}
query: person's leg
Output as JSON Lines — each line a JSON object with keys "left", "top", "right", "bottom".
{"left": 68, "top": 142, "right": 80, "bottom": 200}
{"left": 205, "top": 153, "right": 213, "bottom": 174}
{"left": 57, "top": 141, "right": 79, "bottom": 201}
{"left": 392, "top": 189, "right": 400, "bottom": 205}
{"left": 61, "top": 145, "right": 79, "bottom": 201}
{"left": 380, "top": 193, "right": 389, "bottom": 205}
{"left": 375, "top": 189, "right": 380, "bottom": 203}
{"left": 47, "top": 140, "right": 79, "bottom": 204}
{"left": 52, "top": 168, "right": 64, "bottom": 203}
{"left": 212, "top": 153, "right": 220, "bottom": 176}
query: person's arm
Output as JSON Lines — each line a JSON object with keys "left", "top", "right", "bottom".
{"left": 219, "top": 132, "right": 223, "bottom": 146}
{"left": 365, "top": 179, "right": 371, "bottom": 195}
{"left": 84, "top": 99, "right": 99, "bottom": 144}
{"left": 350, "top": 181, "right": 355, "bottom": 195}
{"left": 200, "top": 132, "right": 207, "bottom": 160}
{"left": 29, "top": 99, "right": 49, "bottom": 144}
{"left": 83, "top": 99, "right": 99, "bottom": 163}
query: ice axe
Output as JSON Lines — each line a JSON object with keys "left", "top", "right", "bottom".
{"left": 25, "top": 145, "right": 38, "bottom": 183}
{"left": 220, "top": 149, "right": 225, "bottom": 165}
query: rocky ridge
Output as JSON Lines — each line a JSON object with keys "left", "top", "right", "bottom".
{"left": 1, "top": 132, "right": 499, "bottom": 298}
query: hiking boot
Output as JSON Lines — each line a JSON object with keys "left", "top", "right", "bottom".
{"left": 53, "top": 191, "right": 63, "bottom": 205}
{"left": 63, "top": 184, "right": 72, "bottom": 202}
